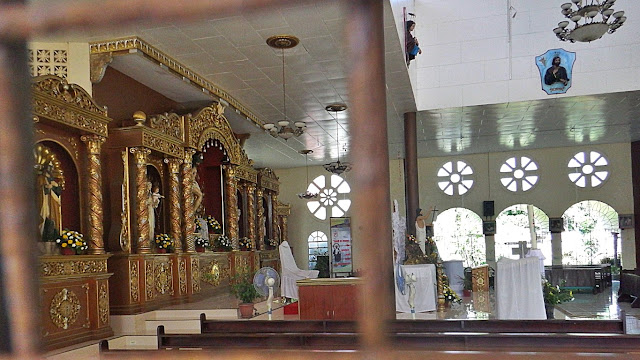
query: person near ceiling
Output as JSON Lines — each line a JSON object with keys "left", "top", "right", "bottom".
{"left": 405, "top": 20, "right": 422, "bottom": 66}
{"left": 544, "top": 56, "right": 569, "bottom": 86}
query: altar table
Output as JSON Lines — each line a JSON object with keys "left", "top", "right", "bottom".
{"left": 395, "top": 264, "right": 437, "bottom": 313}
{"left": 496, "top": 257, "right": 545, "bottom": 320}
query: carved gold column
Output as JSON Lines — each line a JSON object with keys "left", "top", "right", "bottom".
{"left": 165, "top": 157, "right": 183, "bottom": 253}
{"left": 131, "top": 147, "right": 151, "bottom": 254}
{"left": 271, "top": 194, "right": 279, "bottom": 241}
{"left": 281, "top": 216, "right": 288, "bottom": 243}
{"left": 224, "top": 165, "right": 239, "bottom": 247}
{"left": 181, "top": 149, "right": 196, "bottom": 253}
{"left": 256, "top": 188, "right": 264, "bottom": 249}
{"left": 436, "top": 262, "right": 446, "bottom": 312}
{"left": 246, "top": 183, "right": 256, "bottom": 249}
{"left": 81, "top": 135, "right": 107, "bottom": 254}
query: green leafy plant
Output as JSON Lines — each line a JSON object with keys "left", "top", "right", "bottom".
{"left": 542, "top": 280, "right": 574, "bottom": 305}
{"left": 231, "top": 274, "right": 260, "bottom": 304}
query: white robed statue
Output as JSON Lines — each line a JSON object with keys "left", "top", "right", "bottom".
{"left": 147, "top": 182, "right": 163, "bottom": 243}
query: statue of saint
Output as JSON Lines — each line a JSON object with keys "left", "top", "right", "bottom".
{"left": 191, "top": 167, "right": 203, "bottom": 215}
{"left": 37, "top": 162, "right": 63, "bottom": 241}
{"left": 147, "top": 182, "right": 163, "bottom": 243}
{"left": 415, "top": 207, "right": 434, "bottom": 255}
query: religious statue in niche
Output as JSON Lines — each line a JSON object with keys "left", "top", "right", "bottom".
{"left": 536, "top": 48, "right": 575, "bottom": 95}
{"left": 147, "top": 181, "right": 163, "bottom": 243}
{"left": 405, "top": 206, "right": 440, "bottom": 265}
{"left": 34, "top": 144, "right": 65, "bottom": 241}
{"left": 192, "top": 152, "right": 204, "bottom": 216}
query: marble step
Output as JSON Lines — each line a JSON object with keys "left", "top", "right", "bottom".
{"left": 107, "top": 335, "right": 158, "bottom": 350}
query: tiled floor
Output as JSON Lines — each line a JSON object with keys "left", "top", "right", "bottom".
{"left": 45, "top": 280, "right": 640, "bottom": 358}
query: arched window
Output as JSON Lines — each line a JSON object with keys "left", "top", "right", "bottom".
{"left": 495, "top": 204, "right": 551, "bottom": 264}
{"left": 306, "top": 175, "right": 351, "bottom": 220}
{"left": 562, "top": 200, "right": 618, "bottom": 265}
{"left": 307, "top": 231, "right": 328, "bottom": 270}
{"left": 433, "top": 208, "right": 485, "bottom": 267}
{"left": 568, "top": 151, "right": 609, "bottom": 188}
{"left": 500, "top": 156, "right": 539, "bottom": 192}
{"left": 437, "top": 161, "right": 474, "bottom": 196}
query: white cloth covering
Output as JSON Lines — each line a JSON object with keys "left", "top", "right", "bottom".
{"left": 496, "top": 257, "right": 546, "bottom": 320}
{"left": 395, "top": 264, "right": 437, "bottom": 313}
{"left": 279, "top": 241, "right": 319, "bottom": 299}
{"left": 525, "top": 249, "right": 546, "bottom": 276}
{"left": 442, "top": 260, "right": 465, "bottom": 294}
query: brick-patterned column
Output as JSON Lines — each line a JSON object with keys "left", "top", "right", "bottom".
{"left": 246, "top": 183, "right": 256, "bottom": 249}
{"left": 165, "top": 157, "right": 183, "bottom": 253}
{"left": 181, "top": 149, "right": 196, "bottom": 253}
{"left": 130, "top": 147, "right": 151, "bottom": 254}
{"left": 81, "top": 135, "right": 106, "bottom": 254}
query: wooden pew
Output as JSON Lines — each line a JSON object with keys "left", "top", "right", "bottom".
{"left": 200, "top": 314, "right": 626, "bottom": 334}
{"left": 159, "top": 325, "right": 640, "bottom": 353}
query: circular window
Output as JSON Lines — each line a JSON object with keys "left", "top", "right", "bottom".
{"left": 568, "top": 151, "right": 608, "bottom": 188}
{"left": 307, "top": 175, "right": 351, "bottom": 220}
{"left": 500, "top": 156, "right": 539, "bottom": 192}
{"left": 437, "top": 160, "right": 474, "bottom": 195}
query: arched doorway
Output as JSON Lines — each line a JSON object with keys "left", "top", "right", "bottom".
{"left": 495, "top": 204, "right": 551, "bottom": 264}
{"left": 433, "top": 208, "right": 485, "bottom": 267}
{"left": 562, "top": 200, "right": 619, "bottom": 265}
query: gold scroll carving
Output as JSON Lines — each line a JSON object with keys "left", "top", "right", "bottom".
{"left": 281, "top": 216, "right": 289, "bottom": 243}
{"left": 202, "top": 261, "right": 221, "bottom": 286}
{"left": 258, "top": 168, "right": 279, "bottom": 192}
{"left": 165, "top": 157, "right": 183, "bottom": 253}
{"left": 81, "top": 135, "right": 106, "bottom": 254}
{"left": 271, "top": 194, "right": 279, "bottom": 242}
{"left": 191, "top": 257, "right": 200, "bottom": 294}
{"left": 154, "top": 260, "right": 174, "bottom": 296}
{"left": 32, "top": 76, "right": 110, "bottom": 136}
{"left": 224, "top": 165, "right": 239, "bottom": 244}
{"left": 141, "top": 131, "right": 183, "bottom": 159}
{"left": 49, "top": 288, "right": 81, "bottom": 330}
{"left": 89, "top": 52, "right": 113, "bottom": 84}
{"left": 120, "top": 150, "right": 131, "bottom": 252}
{"left": 178, "top": 257, "right": 187, "bottom": 295}
{"left": 246, "top": 183, "right": 256, "bottom": 249}
{"left": 98, "top": 283, "right": 109, "bottom": 325}
{"left": 131, "top": 147, "right": 151, "bottom": 253}
{"left": 40, "top": 257, "right": 108, "bottom": 277}
{"left": 145, "top": 260, "right": 154, "bottom": 301}
{"left": 129, "top": 260, "right": 139, "bottom": 303}
{"left": 256, "top": 188, "right": 265, "bottom": 249}
{"left": 148, "top": 112, "right": 184, "bottom": 141}
{"left": 181, "top": 149, "right": 196, "bottom": 253}
{"left": 235, "top": 165, "right": 258, "bottom": 183}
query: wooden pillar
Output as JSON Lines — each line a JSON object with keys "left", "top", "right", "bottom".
{"left": 224, "top": 165, "right": 239, "bottom": 246}
{"left": 631, "top": 141, "right": 640, "bottom": 268}
{"left": 130, "top": 147, "right": 151, "bottom": 254}
{"left": 165, "top": 157, "right": 183, "bottom": 253}
{"left": 404, "top": 111, "right": 419, "bottom": 236}
{"left": 246, "top": 183, "right": 256, "bottom": 249}
{"left": 0, "top": 28, "right": 42, "bottom": 355}
{"left": 347, "top": 0, "right": 393, "bottom": 353}
{"left": 181, "top": 148, "right": 196, "bottom": 253}
{"left": 81, "top": 135, "right": 106, "bottom": 255}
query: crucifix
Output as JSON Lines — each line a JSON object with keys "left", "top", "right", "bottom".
{"left": 511, "top": 241, "right": 530, "bottom": 259}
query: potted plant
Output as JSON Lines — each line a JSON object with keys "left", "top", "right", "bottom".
{"left": 55, "top": 229, "right": 87, "bottom": 255}
{"left": 213, "top": 235, "right": 232, "bottom": 252}
{"left": 154, "top": 233, "right": 174, "bottom": 253}
{"left": 542, "top": 279, "right": 573, "bottom": 319}
{"left": 195, "top": 236, "right": 209, "bottom": 253}
{"left": 231, "top": 275, "right": 260, "bottom": 319}
{"left": 206, "top": 215, "right": 222, "bottom": 234}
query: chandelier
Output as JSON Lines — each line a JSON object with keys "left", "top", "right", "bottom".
{"left": 323, "top": 104, "right": 352, "bottom": 175}
{"left": 297, "top": 150, "right": 319, "bottom": 199}
{"left": 263, "top": 35, "right": 306, "bottom": 140}
{"left": 554, "top": 0, "right": 626, "bottom": 42}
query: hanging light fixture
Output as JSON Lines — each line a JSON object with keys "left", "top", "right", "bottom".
{"left": 263, "top": 35, "right": 306, "bottom": 140}
{"left": 323, "top": 104, "right": 352, "bottom": 175}
{"left": 554, "top": 0, "right": 626, "bottom": 42}
{"left": 298, "top": 149, "right": 319, "bottom": 199}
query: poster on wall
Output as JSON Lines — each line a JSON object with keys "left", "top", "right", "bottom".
{"left": 536, "top": 48, "right": 575, "bottom": 95}
{"left": 330, "top": 217, "right": 352, "bottom": 275}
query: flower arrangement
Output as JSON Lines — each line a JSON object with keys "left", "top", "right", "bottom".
{"left": 542, "top": 279, "right": 574, "bottom": 305}
{"left": 214, "top": 235, "right": 232, "bottom": 251}
{"left": 155, "top": 233, "right": 174, "bottom": 252}
{"left": 239, "top": 237, "right": 252, "bottom": 251}
{"left": 268, "top": 238, "right": 278, "bottom": 248}
{"left": 407, "top": 234, "right": 418, "bottom": 244}
{"left": 206, "top": 215, "right": 222, "bottom": 234}
{"left": 194, "top": 218, "right": 202, "bottom": 233}
{"left": 55, "top": 229, "right": 87, "bottom": 255}
{"left": 195, "top": 236, "right": 210, "bottom": 248}
{"left": 443, "top": 286, "right": 461, "bottom": 304}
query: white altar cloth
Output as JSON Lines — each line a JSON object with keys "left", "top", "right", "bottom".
{"left": 395, "top": 264, "right": 437, "bottom": 313}
{"left": 496, "top": 257, "right": 546, "bottom": 320}
{"left": 279, "top": 241, "right": 319, "bottom": 299}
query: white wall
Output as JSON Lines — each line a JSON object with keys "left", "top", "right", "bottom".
{"left": 413, "top": 0, "right": 640, "bottom": 110}
{"left": 278, "top": 142, "right": 636, "bottom": 270}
